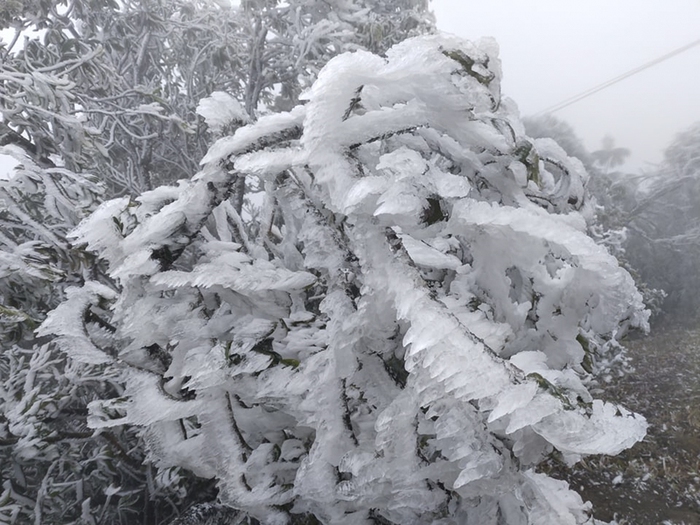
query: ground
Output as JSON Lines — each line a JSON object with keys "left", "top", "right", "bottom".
{"left": 545, "top": 324, "right": 700, "bottom": 524}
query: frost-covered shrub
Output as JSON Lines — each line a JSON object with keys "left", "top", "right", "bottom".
{"left": 0, "top": 147, "right": 207, "bottom": 524}
{"left": 523, "top": 116, "right": 667, "bottom": 321}
{"left": 0, "top": 150, "right": 132, "bottom": 523}
{"left": 43, "top": 35, "right": 648, "bottom": 524}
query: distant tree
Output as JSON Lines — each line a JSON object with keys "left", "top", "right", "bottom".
{"left": 43, "top": 34, "right": 648, "bottom": 524}
{"left": 662, "top": 121, "right": 700, "bottom": 176}
{"left": 622, "top": 122, "right": 700, "bottom": 323}
{"left": 591, "top": 135, "right": 630, "bottom": 174}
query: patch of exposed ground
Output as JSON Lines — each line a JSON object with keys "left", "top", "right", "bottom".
{"left": 544, "top": 326, "right": 700, "bottom": 524}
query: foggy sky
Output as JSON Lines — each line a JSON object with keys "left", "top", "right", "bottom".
{"left": 431, "top": 0, "right": 700, "bottom": 172}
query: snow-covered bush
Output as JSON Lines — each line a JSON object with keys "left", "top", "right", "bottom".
{"left": 0, "top": 149, "right": 128, "bottom": 523}
{"left": 0, "top": 147, "right": 205, "bottom": 525}
{"left": 43, "top": 34, "right": 648, "bottom": 524}
{"left": 523, "top": 117, "right": 667, "bottom": 320}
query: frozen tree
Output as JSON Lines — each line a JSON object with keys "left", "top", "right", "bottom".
{"left": 0, "top": 141, "right": 218, "bottom": 522}
{"left": 0, "top": 2, "right": 221, "bottom": 521}
{"left": 590, "top": 136, "right": 630, "bottom": 175}
{"left": 1, "top": 2, "right": 435, "bottom": 522}
{"left": 42, "top": 35, "right": 648, "bottom": 524}
{"left": 0, "top": 147, "right": 148, "bottom": 523}
{"left": 0, "top": 142, "right": 100, "bottom": 522}
{"left": 664, "top": 121, "right": 700, "bottom": 176}
{"left": 621, "top": 122, "right": 700, "bottom": 322}
{"left": 1, "top": 0, "right": 434, "bottom": 196}
{"left": 0, "top": 14, "right": 218, "bottom": 516}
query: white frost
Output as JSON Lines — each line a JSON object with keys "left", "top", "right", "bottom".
{"left": 196, "top": 91, "right": 250, "bottom": 134}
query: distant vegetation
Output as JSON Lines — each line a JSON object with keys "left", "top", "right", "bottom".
{"left": 526, "top": 115, "right": 700, "bottom": 327}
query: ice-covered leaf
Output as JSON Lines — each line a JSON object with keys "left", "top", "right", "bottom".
{"left": 37, "top": 282, "right": 117, "bottom": 365}
{"left": 152, "top": 254, "right": 316, "bottom": 293}
{"left": 200, "top": 105, "right": 305, "bottom": 165}
{"left": 69, "top": 197, "right": 130, "bottom": 267}
{"left": 399, "top": 233, "right": 462, "bottom": 270}
{"left": 196, "top": 91, "right": 249, "bottom": 134}
{"left": 533, "top": 400, "right": 647, "bottom": 456}
{"left": 487, "top": 382, "right": 538, "bottom": 423}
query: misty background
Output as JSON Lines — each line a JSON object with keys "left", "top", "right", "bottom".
{"left": 432, "top": 0, "right": 700, "bottom": 172}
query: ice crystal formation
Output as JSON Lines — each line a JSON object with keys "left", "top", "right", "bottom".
{"left": 41, "top": 34, "right": 648, "bottom": 524}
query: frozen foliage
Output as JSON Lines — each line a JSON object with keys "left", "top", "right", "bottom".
{"left": 197, "top": 93, "right": 251, "bottom": 135}
{"left": 523, "top": 115, "right": 593, "bottom": 169}
{"left": 0, "top": 147, "right": 137, "bottom": 523}
{"left": 1, "top": 2, "right": 435, "bottom": 522}
{"left": 0, "top": 0, "right": 434, "bottom": 197}
{"left": 0, "top": 142, "right": 215, "bottom": 524}
{"left": 523, "top": 116, "right": 667, "bottom": 321}
{"left": 46, "top": 35, "right": 648, "bottom": 524}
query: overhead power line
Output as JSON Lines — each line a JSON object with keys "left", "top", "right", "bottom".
{"left": 535, "top": 37, "right": 700, "bottom": 115}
